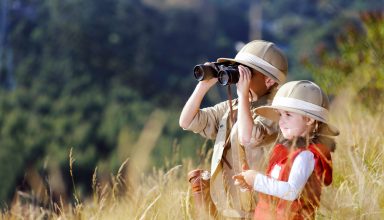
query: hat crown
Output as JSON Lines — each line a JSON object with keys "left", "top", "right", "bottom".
{"left": 275, "top": 80, "right": 329, "bottom": 110}
{"left": 255, "top": 80, "right": 339, "bottom": 136}
{"left": 238, "top": 40, "right": 288, "bottom": 76}
{"left": 217, "top": 40, "right": 288, "bottom": 84}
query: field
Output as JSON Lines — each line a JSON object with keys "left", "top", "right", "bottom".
{"left": 2, "top": 93, "right": 384, "bottom": 220}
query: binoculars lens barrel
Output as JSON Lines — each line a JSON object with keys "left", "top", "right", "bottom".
{"left": 193, "top": 65, "right": 205, "bottom": 81}
{"left": 193, "top": 63, "right": 239, "bottom": 85}
{"left": 193, "top": 64, "right": 217, "bottom": 81}
{"left": 218, "top": 69, "right": 239, "bottom": 86}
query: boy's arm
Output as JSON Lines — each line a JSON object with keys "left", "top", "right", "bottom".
{"left": 179, "top": 78, "right": 217, "bottom": 129}
{"left": 236, "top": 65, "right": 253, "bottom": 145}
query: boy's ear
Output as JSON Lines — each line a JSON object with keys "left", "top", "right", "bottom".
{"left": 265, "top": 77, "right": 276, "bottom": 89}
{"left": 306, "top": 118, "right": 315, "bottom": 126}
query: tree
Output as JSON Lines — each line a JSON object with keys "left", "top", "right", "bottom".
{"left": 305, "top": 11, "right": 384, "bottom": 112}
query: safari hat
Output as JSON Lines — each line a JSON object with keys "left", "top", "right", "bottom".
{"left": 217, "top": 40, "right": 288, "bottom": 84}
{"left": 255, "top": 80, "right": 339, "bottom": 136}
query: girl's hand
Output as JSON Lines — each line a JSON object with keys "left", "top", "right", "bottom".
{"left": 233, "top": 173, "right": 252, "bottom": 191}
{"left": 236, "top": 65, "right": 252, "bottom": 99}
{"left": 242, "top": 170, "right": 258, "bottom": 186}
{"left": 233, "top": 169, "right": 258, "bottom": 191}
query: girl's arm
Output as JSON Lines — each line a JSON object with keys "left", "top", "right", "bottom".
{"left": 234, "top": 151, "right": 315, "bottom": 201}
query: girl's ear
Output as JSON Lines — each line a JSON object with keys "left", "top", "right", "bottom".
{"left": 306, "top": 117, "right": 315, "bottom": 126}
{"left": 265, "top": 77, "right": 276, "bottom": 89}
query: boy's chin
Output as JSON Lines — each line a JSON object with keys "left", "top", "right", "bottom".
{"left": 281, "top": 133, "right": 293, "bottom": 140}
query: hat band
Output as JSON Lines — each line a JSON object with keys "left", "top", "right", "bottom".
{"left": 272, "top": 97, "right": 329, "bottom": 121}
{"left": 235, "top": 52, "right": 286, "bottom": 83}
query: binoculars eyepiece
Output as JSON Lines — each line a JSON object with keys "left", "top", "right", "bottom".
{"left": 193, "top": 62, "right": 240, "bottom": 86}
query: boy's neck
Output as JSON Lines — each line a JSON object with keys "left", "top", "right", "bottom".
{"left": 250, "top": 89, "right": 269, "bottom": 101}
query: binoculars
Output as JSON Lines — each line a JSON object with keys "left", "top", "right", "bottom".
{"left": 193, "top": 62, "right": 239, "bottom": 86}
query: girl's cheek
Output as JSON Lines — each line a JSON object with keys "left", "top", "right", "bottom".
{"left": 279, "top": 117, "right": 287, "bottom": 126}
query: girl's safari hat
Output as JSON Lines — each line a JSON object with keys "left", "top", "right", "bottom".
{"left": 217, "top": 40, "right": 288, "bottom": 84}
{"left": 255, "top": 80, "right": 339, "bottom": 136}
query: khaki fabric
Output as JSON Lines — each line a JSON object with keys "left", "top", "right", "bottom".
{"left": 186, "top": 95, "right": 278, "bottom": 218}
{"left": 255, "top": 80, "right": 339, "bottom": 136}
{"left": 217, "top": 40, "right": 288, "bottom": 85}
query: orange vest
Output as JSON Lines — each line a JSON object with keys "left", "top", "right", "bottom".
{"left": 254, "top": 143, "right": 332, "bottom": 220}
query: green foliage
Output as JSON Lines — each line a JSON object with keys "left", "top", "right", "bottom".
{"left": 0, "top": 0, "right": 249, "bottom": 203}
{"left": 262, "top": 0, "right": 384, "bottom": 80}
{"left": 305, "top": 11, "right": 384, "bottom": 112}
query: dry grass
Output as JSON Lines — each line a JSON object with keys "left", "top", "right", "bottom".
{"left": 2, "top": 96, "right": 384, "bottom": 220}
{"left": 317, "top": 95, "right": 384, "bottom": 219}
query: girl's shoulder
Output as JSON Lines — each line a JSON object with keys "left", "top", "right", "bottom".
{"left": 308, "top": 143, "right": 332, "bottom": 159}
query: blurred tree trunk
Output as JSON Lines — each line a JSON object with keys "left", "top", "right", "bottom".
{"left": 249, "top": 0, "right": 262, "bottom": 40}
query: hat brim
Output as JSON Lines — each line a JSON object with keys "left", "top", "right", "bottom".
{"left": 255, "top": 105, "right": 340, "bottom": 136}
{"left": 217, "top": 57, "right": 283, "bottom": 84}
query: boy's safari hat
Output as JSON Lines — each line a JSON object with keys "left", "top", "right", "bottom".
{"left": 255, "top": 80, "right": 339, "bottom": 136}
{"left": 217, "top": 40, "right": 288, "bottom": 84}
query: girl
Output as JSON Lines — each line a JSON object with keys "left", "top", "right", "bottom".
{"left": 233, "top": 80, "right": 339, "bottom": 220}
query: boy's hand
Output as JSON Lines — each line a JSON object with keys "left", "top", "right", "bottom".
{"left": 198, "top": 77, "right": 218, "bottom": 88}
{"left": 197, "top": 62, "right": 218, "bottom": 89}
{"left": 236, "top": 65, "right": 252, "bottom": 99}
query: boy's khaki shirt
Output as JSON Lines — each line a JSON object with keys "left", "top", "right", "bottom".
{"left": 186, "top": 96, "right": 278, "bottom": 218}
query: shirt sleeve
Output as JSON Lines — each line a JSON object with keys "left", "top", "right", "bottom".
{"left": 243, "top": 115, "right": 278, "bottom": 148}
{"left": 253, "top": 151, "right": 315, "bottom": 201}
{"left": 185, "top": 101, "right": 228, "bottom": 139}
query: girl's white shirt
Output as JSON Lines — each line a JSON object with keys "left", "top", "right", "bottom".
{"left": 253, "top": 150, "right": 315, "bottom": 201}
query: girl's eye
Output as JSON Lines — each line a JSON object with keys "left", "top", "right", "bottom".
{"left": 286, "top": 113, "right": 291, "bottom": 117}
